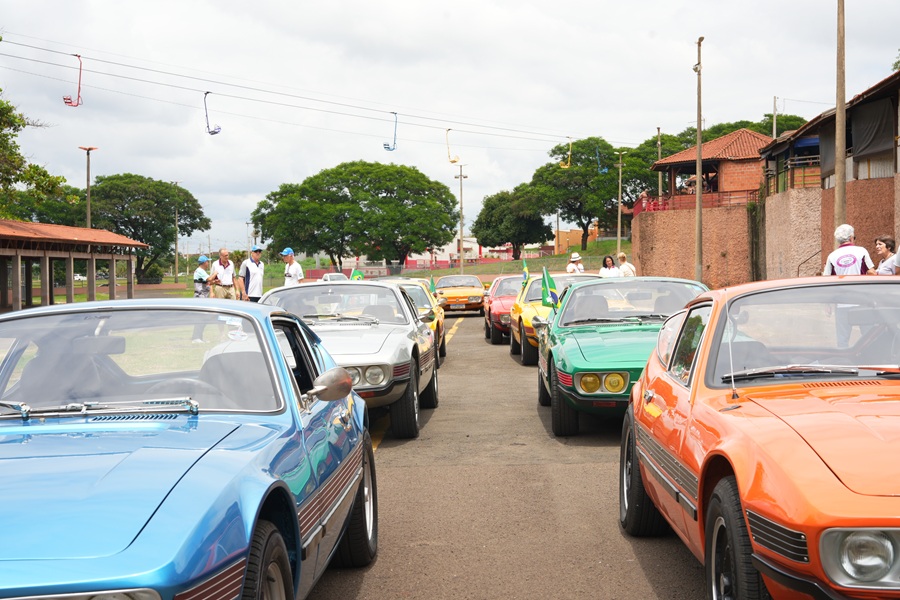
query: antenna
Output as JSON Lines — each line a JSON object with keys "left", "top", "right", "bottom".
{"left": 62, "top": 54, "right": 83, "bottom": 107}
{"left": 203, "top": 92, "right": 221, "bottom": 135}
{"left": 559, "top": 137, "right": 573, "bottom": 169}
{"left": 383, "top": 112, "right": 398, "bottom": 151}
{"left": 446, "top": 129, "right": 459, "bottom": 163}
{"left": 725, "top": 291, "right": 739, "bottom": 399}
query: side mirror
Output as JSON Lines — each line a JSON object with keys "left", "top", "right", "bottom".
{"left": 420, "top": 309, "right": 437, "bottom": 323}
{"left": 531, "top": 316, "right": 548, "bottom": 331}
{"left": 436, "top": 297, "right": 448, "bottom": 307}
{"left": 307, "top": 366, "right": 353, "bottom": 402}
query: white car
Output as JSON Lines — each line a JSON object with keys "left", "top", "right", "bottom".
{"left": 319, "top": 272, "right": 349, "bottom": 282}
{"left": 73, "top": 274, "right": 87, "bottom": 281}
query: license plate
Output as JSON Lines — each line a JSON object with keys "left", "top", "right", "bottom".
{"left": 450, "top": 304, "right": 466, "bottom": 309}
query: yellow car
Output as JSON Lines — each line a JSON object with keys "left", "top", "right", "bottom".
{"left": 434, "top": 274, "right": 486, "bottom": 314}
{"left": 379, "top": 277, "right": 447, "bottom": 360}
{"left": 509, "top": 273, "right": 599, "bottom": 365}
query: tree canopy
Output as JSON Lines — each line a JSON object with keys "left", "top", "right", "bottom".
{"left": 90, "top": 174, "right": 210, "bottom": 278}
{"left": 253, "top": 161, "right": 458, "bottom": 269}
{"left": 471, "top": 186, "right": 552, "bottom": 260}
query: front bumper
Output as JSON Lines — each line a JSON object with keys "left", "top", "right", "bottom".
{"left": 353, "top": 377, "right": 410, "bottom": 409}
{"left": 752, "top": 554, "right": 855, "bottom": 600}
{"left": 557, "top": 384, "right": 630, "bottom": 415}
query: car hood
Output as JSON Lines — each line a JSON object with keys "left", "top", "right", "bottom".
{"left": 490, "top": 296, "right": 518, "bottom": 313}
{"left": 748, "top": 386, "right": 900, "bottom": 496}
{"left": 0, "top": 419, "right": 239, "bottom": 559}
{"left": 568, "top": 326, "right": 660, "bottom": 366}
{"left": 437, "top": 286, "right": 483, "bottom": 297}
{"left": 312, "top": 325, "right": 401, "bottom": 356}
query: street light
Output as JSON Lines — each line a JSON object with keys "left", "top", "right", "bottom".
{"left": 694, "top": 36, "right": 704, "bottom": 283}
{"left": 454, "top": 165, "right": 468, "bottom": 274}
{"left": 78, "top": 146, "right": 98, "bottom": 228}
{"left": 616, "top": 151, "right": 627, "bottom": 256}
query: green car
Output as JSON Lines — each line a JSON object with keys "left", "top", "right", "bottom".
{"left": 534, "top": 277, "right": 708, "bottom": 436}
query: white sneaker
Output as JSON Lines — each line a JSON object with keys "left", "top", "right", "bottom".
{"left": 192, "top": 339, "right": 206, "bottom": 344}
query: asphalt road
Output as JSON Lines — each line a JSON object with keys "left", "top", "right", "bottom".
{"left": 312, "top": 313, "right": 706, "bottom": 600}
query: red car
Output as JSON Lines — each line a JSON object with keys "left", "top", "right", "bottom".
{"left": 483, "top": 275, "right": 524, "bottom": 345}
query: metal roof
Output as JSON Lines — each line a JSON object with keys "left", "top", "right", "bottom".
{"left": 0, "top": 220, "right": 147, "bottom": 248}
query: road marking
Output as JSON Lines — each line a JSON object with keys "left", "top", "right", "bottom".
{"left": 445, "top": 317, "right": 464, "bottom": 342}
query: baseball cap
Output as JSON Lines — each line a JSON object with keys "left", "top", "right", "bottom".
{"left": 280, "top": 247, "right": 294, "bottom": 256}
{"left": 198, "top": 255, "right": 209, "bottom": 263}
{"left": 251, "top": 245, "right": 262, "bottom": 252}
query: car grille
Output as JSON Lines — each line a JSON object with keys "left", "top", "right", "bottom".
{"left": 393, "top": 362, "right": 411, "bottom": 378}
{"left": 746, "top": 510, "right": 809, "bottom": 563}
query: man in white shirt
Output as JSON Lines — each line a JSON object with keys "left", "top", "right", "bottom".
{"left": 281, "top": 247, "right": 304, "bottom": 286}
{"left": 618, "top": 252, "right": 637, "bottom": 277}
{"left": 210, "top": 247, "right": 239, "bottom": 300}
{"left": 239, "top": 245, "right": 265, "bottom": 302}
{"left": 823, "top": 224, "right": 873, "bottom": 276}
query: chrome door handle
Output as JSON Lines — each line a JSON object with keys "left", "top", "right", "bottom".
{"left": 642, "top": 389, "right": 656, "bottom": 403}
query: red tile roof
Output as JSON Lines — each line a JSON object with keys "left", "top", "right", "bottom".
{"left": 0, "top": 220, "right": 147, "bottom": 248}
{"left": 653, "top": 128, "right": 773, "bottom": 169}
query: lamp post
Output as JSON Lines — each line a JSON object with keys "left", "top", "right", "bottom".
{"left": 834, "top": 0, "right": 846, "bottom": 241}
{"left": 616, "top": 151, "right": 627, "bottom": 256}
{"left": 78, "top": 146, "right": 98, "bottom": 228}
{"left": 454, "top": 165, "right": 468, "bottom": 274}
{"left": 693, "top": 36, "right": 704, "bottom": 283}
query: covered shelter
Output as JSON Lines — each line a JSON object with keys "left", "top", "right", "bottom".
{"left": 0, "top": 220, "right": 147, "bottom": 311}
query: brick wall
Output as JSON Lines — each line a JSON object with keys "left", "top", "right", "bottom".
{"left": 765, "top": 187, "right": 822, "bottom": 278}
{"left": 719, "top": 159, "right": 765, "bottom": 193}
{"left": 820, "top": 177, "right": 896, "bottom": 270}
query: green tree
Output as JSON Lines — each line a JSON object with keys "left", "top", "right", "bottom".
{"left": 254, "top": 161, "right": 458, "bottom": 269}
{"left": 529, "top": 137, "right": 619, "bottom": 250}
{"left": 893, "top": 49, "right": 900, "bottom": 71}
{"left": 471, "top": 185, "right": 552, "bottom": 260}
{"left": 90, "top": 174, "right": 210, "bottom": 278}
{"left": 0, "top": 86, "right": 67, "bottom": 217}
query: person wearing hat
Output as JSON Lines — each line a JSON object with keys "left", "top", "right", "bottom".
{"left": 239, "top": 245, "right": 265, "bottom": 302}
{"left": 281, "top": 247, "right": 304, "bottom": 286}
{"left": 192, "top": 255, "right": 213, "bottom": 343}
{"left": 566, "top": 252, "right": 584, "bottom": 273}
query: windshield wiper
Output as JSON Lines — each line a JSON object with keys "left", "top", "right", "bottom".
{"left": 564, "top": 317, "right": 626, "bottom": 325}
{"left": 722, "top": 364, "right": 859, "bottom": 382}
{"left": 0, "top": 400, "right": 32, "bottom": 420}
{"left": 0, "top": 398, "right": 199, "bottom": 421}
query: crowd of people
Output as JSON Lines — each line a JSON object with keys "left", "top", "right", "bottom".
{"left": 566, "top": 251, "right": 637, "bottom": 277}
{"left": 822, "top": 223, "right": 900, "bottom": 277}
{"left": 192, "top": 246, "right": 304, "bottom": 302}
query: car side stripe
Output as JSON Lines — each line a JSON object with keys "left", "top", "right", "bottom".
{"left": 636, "top": 424, "right": 699, "bottom": 521}
{"left": 174, "top": 557, "right": 246, "bottom": 600}
{"left": 298, "top": 441, "right": 363, "bottom": 541}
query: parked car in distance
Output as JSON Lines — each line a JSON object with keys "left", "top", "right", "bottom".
{"left": 434, "top": 274, "right": 486, "bottom": 314}
{"left": 620, "top": 276, "right": 900, "bottom": 599}
{"left": 534, "top": 277, "right": 707, "bottom": 436}
{"left": 509, "top": 273, "right": 599, "bottom": 365}
{"left": 0, "top": 299, "right": 376, "bottom": 599}
{"left": 261, "top": 280, "right": 438, "bottom": 438}
{"left": 483, "top": 275, "right": 524, "bottom": 345}
{"left": 320, "top": 272, "right": 349, "bottom": 282}
{"left": 73, "top": 273, "right": 87, "bottom": 281}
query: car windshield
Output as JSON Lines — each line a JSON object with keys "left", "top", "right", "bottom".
{"left": 0, "top": 309, "right": 280, "bottom": 415}
{"left": 265, "top": 284, "right": 408, "bottom": 324}
{"left": 712, "top": 282, "right": 900, "bottom": 385}
{"left": 524, "top": 274, "right": 599, "bottom": 303}
{"left": 494, "top": 277, "right": 523, "bottom": 297}
{"left": 561, "top": 280, "right": 705, "bottom": 325}
{"left": 436, "top": 275, "right": 482, "bottom": 289}
{"left": 402, "top": 284, "right": 432, "bottom": 310}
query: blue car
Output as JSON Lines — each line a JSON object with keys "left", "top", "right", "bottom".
{"left": 0, "top": 299, "right": 377, "bottom": 599}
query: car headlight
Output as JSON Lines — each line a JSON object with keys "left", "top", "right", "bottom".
{"left": 604, "top": 373, "right": 627, "bottom": 393}
{"left": 580, "top": 374, "right": 601, "bottom": 393}
{"left": 468, "top": 296, "right": 482, "bottom": 302}
{"left": 822, "top": 529, "right": 900, "bottom": 587}
{"left": 364, "top": 365, "right": 387, "bottom": 386}
{"left": 346, "top": 367, "right": 361, "bottom": 386}
{"left": 500, "top": 314, "right": 510, "bottom": 324}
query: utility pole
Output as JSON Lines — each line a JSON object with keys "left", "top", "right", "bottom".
{"left": 656, "top": 127, "right": 662, "bottom": 198}
{"left": 174, "top": 207, "right": 179, "bottom": 283}
{"left": 834, "top": 0, "right": 847, "bottom": 239}
{"left": 78, "top": 146, "right": 98, "bottom": 228}
{"left": 454, "top": 165, "right": 468, "bottom": 274}
{"left": 616, "top": 151, "right": 627, "bottom": 256}
{"left": 773, "top": 96, "right": 778, "bottom": 138}
{"left": 694, "top": 36, "right": 705, "bottom": 283}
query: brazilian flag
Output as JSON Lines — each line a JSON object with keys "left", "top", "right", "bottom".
{"left": 350, "top": 269, "right": 364, "bottom": 280}
{"left": 541, "top": 267, "right": 559, "bottom": 308}
{"left": 522, "top": 259, "right": 529, "bottom": 287}
{"left": 429, "top": 275, "right": 436, "bottom": 293}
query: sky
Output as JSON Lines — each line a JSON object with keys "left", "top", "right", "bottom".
{"left": 2, "top": 0, "right": 899, "bottom": 256}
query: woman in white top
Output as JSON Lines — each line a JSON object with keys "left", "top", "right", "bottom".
{"left": 871, "top": 235, "right": 896, "bottom": 275}
{"left": 566, "top": 252, "right": 584, "bottom": 273}
{"left": 599, "top": 255, "right": 621, "bottom": 278}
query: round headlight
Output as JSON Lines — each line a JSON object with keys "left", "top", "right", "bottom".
{"left": 840, "top": 531, "right": 895, "bottom": 582}
{"left": 580, "top": 374, "right": 601, "bottom": 393}
{"left": 604, "top": 373, "right": 627, "bottom": 393}
{"left": 469, "top": 296, "right": 482, "bottom": 302}
{"left": 364, "top": 366, "right": 386, "bottom": 386}
{"left": 500, "top": 314, "right": 510, "bottom": 324}
{"left": 346, "top": 367, "right": 361, "bottom": 386}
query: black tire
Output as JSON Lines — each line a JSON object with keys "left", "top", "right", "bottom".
{"left": 391, "top": 362, "right": 420, "bottom": 439}
{"left": 334, "top": 432, "right": 378, "bottom": 567}
{"left": 705, "top": 477, "right": 766, "bottom": 600}
{"left": 490, "top": 321, "right": 504, "bottom": 345}
{"left": 537, "top": 366, "right": 551, "bottom": 406}
{"left": 241, "top": 520, "right": 293, "bottom": 600}
{"left": 509, "top": 323, "right": 521, "bottom": 355}
{"left": 520, "top": 326, "right": 538, "bottom": 366}
{"left": 619, "top": 407, "right": 668, "bottom": 536}
{"left": 420, "top": 364, "right": 439, "bottom": 409}
{"left": 479, "top": 306, "right": 485, "bottom": 316}
{"left": 484, "top": 318, "right": 491, "bottom": 339}
{"left": 550, "top": 364, "right": 579, "bottom": 436}
{"left": 438, "top": 328, "right": 447, "bottom": 358}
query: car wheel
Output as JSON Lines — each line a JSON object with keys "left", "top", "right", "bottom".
{"left": 706, "top": 476, "right": 766, "bottom": 600}
{"left": 438, "top": 327, "right": 447, "bottom": 359}
{"left": 509, "top": 323, "right": 521, "bottom": 355}
{"left": 479, "top": 306, "right": 485, "bottom": 316}
{"left": 550, "top": 363, "right": 578, "bottom": 436}
{"left": 537, "top": 366, "right": 551, "bottom": 407}
{"left": 391, "top": 361, "right": 420, "bottom": 439}
{"left": 490, "top": 321, "right": 504, "bottom": 345}
{"left": 242, "top": 520, "right": 293, "bottom": 600}
{"left": 420, "top": 363, "right": 439, "bottom": 409}
{"left": 619, "top": 406, "right": 668, "bottom": 536}
{"left": 484, "top": 318, "right": 491, "bottom": 339}
{"left": 520, "top": 326, "right": 538, "bottom": 366}
{"left": 334, "top": 431, "right": 378, "bottom": 567}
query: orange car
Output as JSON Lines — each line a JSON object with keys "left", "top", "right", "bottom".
{"left": 620, "top": 276, "right": 900, "bottom": 599}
